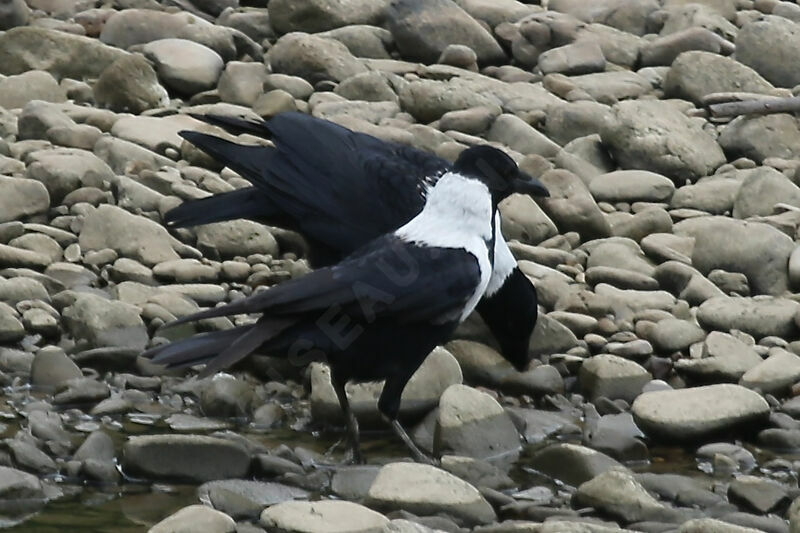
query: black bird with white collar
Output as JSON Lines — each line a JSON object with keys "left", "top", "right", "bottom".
{"left": 146, "top": 145, "right": 547, "bottom": 463}
{"left": 166, "top": 112, "right": 549, "bottom": 371}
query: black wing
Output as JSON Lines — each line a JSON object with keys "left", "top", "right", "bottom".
{"left": 170, "top": 235, "right": 480, "bottom": 327}
{"left": 172, "top": 112, "right": 451, "bottom": 255}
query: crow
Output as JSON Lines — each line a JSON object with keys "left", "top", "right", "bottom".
{"left": 165, "top": 112, "right": 548, "bottom": 371}
{"left": 146, "top": 145, "right": 547, "bottom": 463}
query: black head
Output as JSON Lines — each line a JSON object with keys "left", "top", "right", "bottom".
{"left": 453, "top": 145, "right": 549, "bottom": 204}
{"left": 475, "top": 267, "right": 539, "bottom": 371}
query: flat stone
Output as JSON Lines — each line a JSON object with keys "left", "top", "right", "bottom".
{"left": 149, "top": 504, "right": 235, "bottom": 533}
{"left": 674, "top": 331, "right": 763, "bottom": 382}
{"left": 632, "top": 384, "right": 769, "bottom": 441}
{"left": 589, "top": 170, "right": 676, "bottom": 203}
{"left": 697, "top": 296, "right": 799, "bottom": 340}
{"left": 261, "top": 500, "right": 388, "bottom": 533}
{"left": 739, "top": 348, "right": 800, "bottom": 395}
{"left": 575, "top": 468, "right": 670, "bottom": 523}
{"left": 527, "top": 443, "right": 622, "bottom": 487}
{"left": 62, "top": 292, "right": 147, "bottom": 350}
{"left": 198, "top": 480, "right": 309, "bottom": 520}
{"left": 365, "top": 462, "right": 496, "bottom": 526}
{"left": 579, "top": 354, "right": 652, "bottom": 403}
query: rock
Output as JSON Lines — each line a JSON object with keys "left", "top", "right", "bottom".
{"left": 674, "top": 216, "right": 794, "bottom": 296}
{"left": 0, "top": 0, "right": 29, "bottom": 30}
{"left": 674, "top": 331, "right": 763, "bottom": 382}
{"left": 100, "top": 9, "right": 236, "bottom": 61}
{"left": 439, "top": 455, "right": 514, "bottom": 491}
{"left": 0, "top": 70, "right": 66, "bottom": 109}
{"left": 0, "top": 466, "right": 46, "bottom": 517}
{"left": 669, "top": 174, "right": 738, "bottom": 215}
{"left": 589, "top": 170, "right": 675, "bottom": 203}
{"left": 0, "top": 27, "right": 128, "bottom": 79}
{"left": 697, "top": 296, "right": 799, "bottom": 339}
{"left": 632, "top": 384, "right": 770, "bottom": 441}
{"left": 640, "top": 27, "right": 734, "bottom": 67}
{"left": 94, "top": 136, "right": 176, "bottom": 174}
{"left": 217, "top": 61, "right": 268, "bottom": 106}
{"left": 198, "top": 480, "right": 308, "bottom": 520}
{"left": 195, "top": 220, "right": 278, "bottom": 259}
{"left": 579, "top": 354, "right": 652, "bottom": 403}
{"left": 739, "top": 348, "right": 800, "bottom": 395}
{"left": 664, "top": 51, "right": 776, "bottom": 105}
{"left": 268, "top": 0, "right": 389, "bottom": 34}
{"left": 311, "top": 347, "right": 462, "bottom": 425}
{"left": 575, "top": 468, "right": 669, "bottom": 523}
{"left": 93, "top": 54, "right": 169, "bottom": 113}
{"left": 528, "top": 443, "right": 622, "bottom": 487}
{"left": 498, "top": 193, "right": 559, "bottom": 244}
{"left": 316, "top": 25, "right": 394, "bottom": 60}
{"left": 538, "top": 169, "right": 612, "bottom": 241}
{"left": 267, "top": 32, "right": 368, "bottom": 85}
{"left": 386, "top": 0, "right": 505, "bottom": 65}
{"left": 123, "top": 435, "right": 250, "bottom": 482}
{"left": 538, "top": 41, "right": 605, "bottom": 76}
{"left": 63, "top": 292, "right": 148, "bottom": 350}
{"left": 0, "top": 175, "right": 49, "bottom": 224}
{"left": 435, "top": 384, "right": 520, "bottom": 465}
{"left": 262, "top": 500, "right": 387, "bottom": 533}
{"left": 200, "top": 375, "right": 253, "bottom": 418}
{"left": 679, "top": 518, "right": 765, "bottom": 533}
{"left": 80, "top": 205, "right": 180, "bottom": 266}
{"left": 438, "top": 44, "right": 479, "bottom": 70}
{"left": 0, "top": 307, "right": 24, "bottom": 342}
{"left": 149, "top": 505, "right": 235, "bottom": 533}
{"left": 736, "top": 15, "right": 800, "bottom": 88}
{"left": 30, "top": 347, "right": 82, "bottom": 388}
{"left": 645, "top": 319, "right": 706, "bottom": 353}
{"left": 728, "top": 475, "right": 790, "bottom": 514}
{"left": 142, "top": 38, "right": 223, "bottom": 96}
{"left": 719, "top": 114, "right": 800, "bottom": 164}
{"left": 8, "top": 439, "right": 57, "bottom": 474}
{"left": 601, "top": 99, "right": 725, "bottom": 183}
{"left": 26, "top": 147, "right": 114, "bottom": 204}
{"left": 486, "top": 114, "right": 560, "bottom": 158}
{"left": 365, "top": 462, "right": 496, "bottom": 526}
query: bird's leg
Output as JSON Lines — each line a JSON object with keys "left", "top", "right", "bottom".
{"left": 331, "top": 370, "right": 363, "bottom": 464}
{"left": 379, "top": 376, "right": 438, "bottom": 465}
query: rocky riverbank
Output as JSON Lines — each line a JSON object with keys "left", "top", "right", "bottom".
{"left": 3, "top": 0, "right": 800, "bottom": 531}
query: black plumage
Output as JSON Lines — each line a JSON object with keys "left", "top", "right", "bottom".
{"left": 166, "top": 112, "right": 547, "bottom": 369}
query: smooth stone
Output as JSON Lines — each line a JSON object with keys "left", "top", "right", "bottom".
{"left": 739, "top": 348, "right": 800, "bottom": 394}
{"left": 575, "top": 468, "right": 670, "bottom": 523}
{"left": 261, "top": 500, "right": 388, "bottom": 533}
{"left": 579, "top": 354, "right": 652, "bottom": 402}
{"left": 149, "top": 504, "right": 235, "bottom": 533}
{"left": 527, "top": 443, "right": 622, "bottom": 487}
{"left": 674, "top": 331, "right": 763, "bottom": 382}
{"left": 62, "top": 292, "right": 147, "bottom": 350}
{"left": 198, "top": 480, "right": 308, "bottom": 520}
{"left": 697, "top": 296, "right": 799, "bottom": 339}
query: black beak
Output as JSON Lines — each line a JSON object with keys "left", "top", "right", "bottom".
{"left": 511, "top": 171, "right": 549, "bottom": 197}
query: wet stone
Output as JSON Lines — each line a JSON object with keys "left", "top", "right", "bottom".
{"left": 198, "top": 480, "right": 309, "bottom": 520}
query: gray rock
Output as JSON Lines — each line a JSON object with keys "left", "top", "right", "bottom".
{"left": 644, "top": 318, "right": 706, "bottom": 353}
{"left": 580, "top": 354, "right": 652, "bottom": 403}
{"left": 195, "top": 220, "right": 278, "bottom": 259}
{"left": 589, "top": 170, "right": 675, "bottom": 203}
{"left": 261, "top": 500, "right": 387, "bottom": 533}
{"left": 0, "top": 0, "right": 29, "bottom": 30}
{"left": 268, "top": 0, "right": 389, "bottom": 34}
{"left": 8, "top": 439, "right": 57, "bottom": 474}
{"left": 601, "top": 99, "right": 726, "bottom": 183}
{"left": 487, "top": 114, "right": 560, "bottom": 158}
{"left": 365, "top": 462, "right": 496, "bottom": 526}
{"left": 669, "top": 174, "right": 741, "bottom": 215}
{"left": 538, "top": 169, "right": 612, "bottom": 241}
{"left": 331, "top": 465, "right": 380, "bottom": 500}
{"left": 528, "top": 443, "right": 622, "bottom": 487}
{"left": 438, "top": 44, "right": 479, "bottom": 70}
{"left": 53, "top": 376, "right": 110, "bottom": 404}
{"left": 675, "top": 331, "right": 763, "bottom": 382}
{"left": 142, "top": 38, "right": 223, "bottom": 96}
{"left": 664, "top": 51, "right": 776, "bottom": 105}
{"left": 575, "top": 468, "right": 670, "bottom": 524}
{"left": 93, "top": 53, "right": 168, "bottom": 113}
{"left": 80, "top": 205, "right": 180, "bottom": 266}
{"left": 640, "top": 27, "right": 734, "bottom": 67}
{"left": 153, "top": 259, "right": 217, "bottom": 284}
{"left": 728, "top": 475, "right": 790, "bottom": 514}
{"left": 198, "top": 480, "right": 308, "bottom": 520}
{"left": 736, "top": 15, "right": 800, "bottom": 88}
{"left": 335, "top": 72, "right": 398, "bottom": 103}
{"left": 263, "top": 74, "right": 315, "bottom": 100}
{"left": 439, "top": 455, "right": 514, "bottom": 491}
{"left": 386, "top": 0, "right": 505, "bottom": 65}
{"left": 697, "top": 296, "right": 799, "bottom": 339}
{"left": 435, "top": 384, "right": 520, "bottom": 465}
{"left": 539, "top": 41, "right": 605, "bottom": 76}
{"left": 0, "top": 27, "right": 128, "bottom": 79}
{"left": 674, "top": 216, "right": 794, "bottom": 296}
{"left": 719, "top": 114, "right": 800, "bottom": 164}
{"left": 267, "top": 32, "right": 368, "bottom": 85}
{"left": 566, "top": 70, "right": 651, "bottom": 104}
{"left": 217, "top": 61, "right": 268, "bottom": 106}
{"left": 679, "top": 518, "right": 765, "bottom": 533}
{"left": 733, "top": 166, "right": 800, "bottom": 218}
{"left": 0, "top": 306, "right": 24, "bottom": 342}
{"left": 0, "top": 70, "right": 66, "bottom": 110}
{"left": 398, "top": 78, "right": 500, "bottom": 123}
{"left": 123, "top": 434, "right": 250, "bottom": 482}
{"left": 739, "top": 348, "right": 800, "bottom": 395}
{"left": 149, "top": 505, "right": 235, "bottom": 533}
{"left": 316, "top": 25, "right": 394, "bottom": 60}
{"left": 632, "top": 384, "right": 770, "bottom": 441}
{"left": 62, "top": 292, "right": 148, "bottom": 350}
{"left": 0, "top": 466, "right": 46, "bottom": 517}
{"left": 100, "top": 9, "right": 236, "bottom": 61}
{"left": 311, "top": 347, "right": 461, "bottom": 425}
{"left": 200, "top": 375, "right": 253, "bottom": 418}
{"left": 26, "top": 147, "right": 113, "bottom": 204}
{"left": 74, "top": 430, "right": 115, "bottom": 462}
{"left": 30, "top": 347, "right": 82, "bottom": 388}
{"left": 498, "top": 194, "right": 559, "bottom": 244}
{"left": 545, "top": 101, "right": 611, "bottom": 147}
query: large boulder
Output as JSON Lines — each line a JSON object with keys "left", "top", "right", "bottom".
{"left": 269, "top": 0, "right": 389, "bottom": 34}
{"left": 267, "top": 32, "right": 368, "bottom": 85}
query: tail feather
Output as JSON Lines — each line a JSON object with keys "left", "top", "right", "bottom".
{"left": 179, "top": 131, "right": 275, "bottom": 190}
{"left": 145, "top": 326, "right": 250, "bottom": 369}
{"left": 189, "top": 113, "right": 272, "bottom": 138}
{"left": 197, "top": 318, "right": 294, "bottom": 378}
{"left": 164, "top": 188, "right": 278, "bottom": 228}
